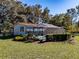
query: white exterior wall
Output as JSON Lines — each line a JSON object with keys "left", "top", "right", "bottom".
{"left": 14, "top": 25, "right": 26, "bottom": 35}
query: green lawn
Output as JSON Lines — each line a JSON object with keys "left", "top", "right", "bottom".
{"left": 0, "top": 36, "right": 79, "bottom": 59}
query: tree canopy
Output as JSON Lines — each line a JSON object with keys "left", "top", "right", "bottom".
{"left": 0, "top": 0, "right": 79, "bottom": 35}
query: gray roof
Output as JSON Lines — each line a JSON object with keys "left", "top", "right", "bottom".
{"left": 37, "top": 23, "right": 62, "bottom": 28}
{"left": 16, "top": 22, "right": 63, "bottom": 29}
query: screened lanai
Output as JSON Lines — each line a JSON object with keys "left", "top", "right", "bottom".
{"left": 14, "top": 23, "right": 65, "bottom": 35}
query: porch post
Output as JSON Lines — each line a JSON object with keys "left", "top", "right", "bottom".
{"left": 42, "top": 27, "right": 44, "bottom": 35}
{"left": 33, "top": 27, "right": 35, "bottom": 35}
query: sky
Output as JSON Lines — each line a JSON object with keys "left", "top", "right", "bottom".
{"left": 19, "top": 0, "right": 79, "bottom": 15}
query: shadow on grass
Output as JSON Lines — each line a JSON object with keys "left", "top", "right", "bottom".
{"left": 13, "top": 39, "right": 67, "bottom": 44}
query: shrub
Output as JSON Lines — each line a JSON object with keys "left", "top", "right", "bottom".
{"left": 36, "top": 36, "right": 46, "bottom": 41}
{"left": 14, "top": 34, "right": 37, "bottom": 41}
{"left": 14, "top": 35, "right": 25, "bottom": 41}
{"left": 46, "top": 35, "right": 54, "bottom": 41}
{"left": 0, "top": 35, "right": 13, "bottom": 40}
{"left": 32, "top": 35, "right": 38, "bottom": 41}
{"left": 53, "top": 34, "right": 71, "bottom": 41}
{"left": 24, "top": 34, "right": 36, "bottom": 42}
{"left": 46, "top": 34, "right": 71, "bottom": 41}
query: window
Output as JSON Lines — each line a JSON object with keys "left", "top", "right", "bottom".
{"left": 34, "top": 28, "right": 43, "bottom": 31}
{"left": 26, "top": 29, "right": 33, "bottom": 31}
{"left": 34, "top": 28, "right": 38, "bottom": 31}
{"left": 20, "top": 27, "right": 24, "bottom": 32}
{"left": 39, "top": 29, "right": 43, "bottom": 31}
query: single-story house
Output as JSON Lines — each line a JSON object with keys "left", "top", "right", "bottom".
{"left": 14, "top": 22, "right": 65, "bottom": 35}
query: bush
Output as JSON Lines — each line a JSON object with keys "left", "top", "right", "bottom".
{"left": 24, "top": 34, "right": 36, "bottom": 42}
{"left": 46, "top": 34, "right": 71, "bottom": 41}
{"left": 0, "top": 35, "right": 13, "bottom": 39}
{"left": 32, "top": 35, "right": 38, "bottom": 41}
{"left": 46, "top": 35, "right": 54, "bottom": 41}
{"left": 36, "top": 36, "right": 46, "bottom": 41}
{"left": 14, "top": 35, "right": 25, "bottom": 41}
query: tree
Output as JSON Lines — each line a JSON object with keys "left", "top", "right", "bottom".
{"left": 49, "top": 14, "right": 65, "bottom": 26}
{"left": 42, "top": 7, "right": 50, "bottom": 22}
{"left": 0, "top": 0, "right": 17, "bottom": 35}
{"left": 0, "top": 4, "right": 12, "bottom": 35}
{"left": 67, "top": 8, "right": 76, "bottom": 23}
{"left": 67, "top": 5, "right": 79, "bottom": 32}
{"left": 49, "top": 14, "right": 72, "bottom": 32}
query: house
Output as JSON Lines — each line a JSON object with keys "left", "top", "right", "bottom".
{"left": 14, "top": 22, "right": 65, "bottom": 35}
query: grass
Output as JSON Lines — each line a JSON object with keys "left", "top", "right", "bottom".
{"left": 0, "top": 36, "right": 79, "bottom": 59}
{"left": 74, "top": 36, "right": 79, "bottom": 42}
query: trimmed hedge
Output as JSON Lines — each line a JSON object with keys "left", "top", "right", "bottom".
{"left": 0, "top": 35, "right": 14, "bottom": 39}
{"left": 46, "top": 34, "right": 71, "bottom": 41}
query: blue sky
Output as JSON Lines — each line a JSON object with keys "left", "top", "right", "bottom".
{"left": 19, "top": 0, "right": 79, "bottom": 15}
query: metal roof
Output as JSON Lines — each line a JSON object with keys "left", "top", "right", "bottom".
{"left": 37, "top": 23, "right": 62, "bottom": 28}
{"left": 15, "top": 22, "right": 37, "bottom": 27}
{"left": 16, "top": 22, "right": 62, "bottom": 28}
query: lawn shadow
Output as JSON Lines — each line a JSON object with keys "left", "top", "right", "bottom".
{"left": 37, "top": 39, "right": 68, "bottom": 44}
